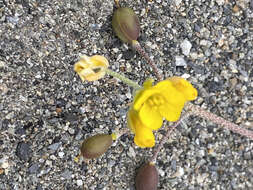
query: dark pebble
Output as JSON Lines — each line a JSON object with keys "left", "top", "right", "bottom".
{"left": 243, "top": 151, "right": 252, "bottom": 160}
{"left": 223, "top": 16, "right": 232, "bottom": 26}
{"left": 206, "top": 81, "right": 223, "bottom": 93}
{"left": 223, "top": 5, "right": 232, "bottom": 15}
{"left": 24, "top": 122, "right": 33, "bottom": 129}
{"left": 250, "top": 0, "right": 253, "bottom": 10}
{"left": 15, "top": 127, "right": 26, "bottom": 135}
{"left": 193, "top": 23, "right": 200, "bottom": 33}
{"left": 56, "top": 98, "right": 67, "bottom": 107}
{"left": 16, "top": 142, "right": 32, "bottom": 161}
{"left": 171, "top": 159, "right": 177, "bottom": 171}
{"left": 191, "top": 63, "right": 205, "bottom": 74}
{"left": 209, "top": 156, "right": 217, "bottom": 165}
{"left": 36, "top": 184, "right": 43, "bottom": 190}
{"left": 48, "top": 142, "right": 61, "bottom": 151}
{"left": 28, "top": 163, "right": 40, "bottom": 174}
{"left": 207, "top": 125, "right": 215, "bottom": 133}
{"left": 123, "top": 49, "right": 135, "bottom": 60}
{"left": 63, "top": 113, "right": 79, "bottom": 122}
{"left": 188, "top": 8, "right": 195, "bottom": 19}
{"left": 249, "top": 69, "right": 253, "bottom": 78}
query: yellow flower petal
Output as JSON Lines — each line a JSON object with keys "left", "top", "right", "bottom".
{"left": 139, "top": 102, "right": 163, "bottom": 130}
{"left": 168, "top": 76, "right": 198, "bottom": 101}
{"left": 85, "top": 71, "right": 106, "bottom": 81}
{"left": 90, "top": 55, "right": 109, "bottom": 68}
{"left": 134, "top": 127, "right": 155, "bottom": 148}
{"left": 74, "top": 55, "right": 109, "bottom": 82}
{"left": 159, "top": 103, "right": 183, "bottom": 122}
{"left": 133, "top": 88, "right": 160, "bottom": 111}
{"left": 78, "top": 68, "right": 94, "bottom": 81}
{"left": 154, "top": 79, "right": 186, "bottom": 107}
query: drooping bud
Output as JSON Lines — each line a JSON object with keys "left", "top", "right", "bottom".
{"left": 112, "top": 7, "right": 140, "bottom": 44}
{"left": 81, "top": 134, "right": 113, "bottom": 159}
{"left": 135, "top": 162, "right": 159, "bottom": 190}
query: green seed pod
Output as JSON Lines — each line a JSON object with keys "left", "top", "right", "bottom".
{"left": 81, "top": 134, "right": 113, "bottom": 159}
{"left": 112, "top": 7, "right": 140, "bottom": 44}
{"left": 135, "top": 162, "right": 159, "bottom": 190}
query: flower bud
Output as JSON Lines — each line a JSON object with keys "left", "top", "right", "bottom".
{"left": 81, "top": 134, "right": 113, "bottom": 159}
{"left": 112, "top": 7, "right": 140, "bottom": 44}
{"left": 135, "top": 162, "right": 159, "bottom": 190}
{"left": 74, "top": 55, "right": 109, "bottom": 82}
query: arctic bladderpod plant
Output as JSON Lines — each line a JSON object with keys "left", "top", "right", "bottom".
{"left": 73, "top": 1, "right": 253, "bottom": 189}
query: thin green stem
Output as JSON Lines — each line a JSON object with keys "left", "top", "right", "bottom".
{"left": 106, "top": 69, "right": 141, "bottom": 89}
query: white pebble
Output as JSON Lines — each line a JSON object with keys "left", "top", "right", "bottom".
{"left": 178, "top": 167, "right": 184, "bottom": 177}
{"left": 181, "top": 73, "right": 190, "bottom": 79}
{"left": 158, "top": 169, "right": 165, "bottom": 177}
{"left": 128, "top": 147, "right": 136, "bottom": 158}
{"left": 126, "top": 92, "right": 132, "bottom": 99}
{"left": 0, "top": 60, "right": 6, "bottom": 68}
{"left": 175, "top": 56, "right": 187, "bottom": 67}
{"left": 1, "top": 161, "right": 9, "bottom": 169}
{"left": 76, "top": 179, "right": 83, "bottom": 186}
{"left": 112, "top": 48, "right": 119, "bottom": 53}
{"left": 180, "top": 39, "right": 192, "bottom": 56}
{"left": 58, "top": 152, "right": 65, "bottom": 158}
{"left": 215, "top": 0, "right": 225, "bottom": 6}
{"left": 174, "top": 0, "right": 182, "bottom": 7}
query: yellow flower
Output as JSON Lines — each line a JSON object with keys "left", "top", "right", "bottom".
{"left": 128, "top": 77, "right": 197, "bottom": 148}
{"left": 128, "top": 108, "right": 155, "bottom": 148}
{"left": 74, "top": 55, "right": 109, "bottom": 81}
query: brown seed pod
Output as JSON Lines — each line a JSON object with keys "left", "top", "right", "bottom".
{"left": 112, "top": 7, "right": 140, "bottom": 44}
{"left": 81, "top": 134, "right": 113, "bottom": 159}
{"left": 135, "top": 162, "right": 159, "bottom": 190}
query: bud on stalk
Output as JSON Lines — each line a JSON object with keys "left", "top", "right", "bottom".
{"left": 112, "top": 7, "right": 140, "bottom": 44}
{"left": 135, "top": 162, "right": 159, "bottom": 190}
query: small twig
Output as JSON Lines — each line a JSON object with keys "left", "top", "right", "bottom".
{"left": 132, "top": 40, "right": 163, "bottom": 81}
{"left": 186, "top": 103, "right": 253, "bottom": 139}
{"left": 150, "top": 113, "right": 191, "bottom": 163}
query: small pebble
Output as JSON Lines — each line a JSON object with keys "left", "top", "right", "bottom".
{"left": 16, "top": 142, "right": 32, "bottom": 161}
{"left": 48, "top": 143, "right": 61, "bottom": 151}
{"left": 175, "top": 56, "right": 187, "bottom": 67}
{"left": 76, "top": 179, "right": 83, "bottom": 186}
{"left": 58, "top": 152, "right": 65, "bottom": 158}
{"left": 180, "top": 39, "right": 192, "bottom": 56}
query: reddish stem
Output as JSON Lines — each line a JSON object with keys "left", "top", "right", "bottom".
{"left": 132, "top": 41, "right": 163, "bottom": 81}
{"left": 186, "top": 103, "right": 253, "bottom": 139}
{"left": 150, "top": 114, "right": 191, "bottom": 163}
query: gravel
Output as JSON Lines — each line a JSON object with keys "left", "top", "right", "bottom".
{"left": 0, "top": 0, "right": 253, "bottom": 190}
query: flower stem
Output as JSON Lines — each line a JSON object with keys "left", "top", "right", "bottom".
{"left": 106, "top": 69, "right": 141, "bottom": 89}
{"left": 114, "top": 0, "right": 120, "bottom": 8}
{"left": 150, "top": 113, "right": 191, "bottom": 164}
{"left": 113, "top": 127, "right": 130, "bottom": 140}
{"left": 132, "top": 40, "right": 163, "bottom": 81}
{"left": 185, "top": 103, "right": 253, "bottom": 139}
